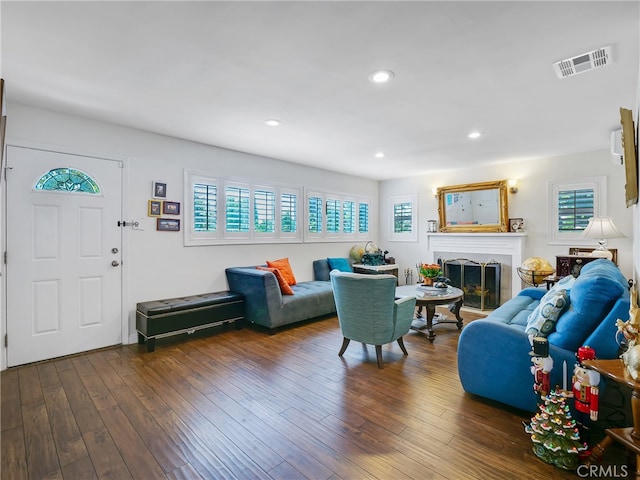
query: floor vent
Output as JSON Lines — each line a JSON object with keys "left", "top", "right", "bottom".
{"left": 552, "top": 45, "right": 612, "bottom": 79}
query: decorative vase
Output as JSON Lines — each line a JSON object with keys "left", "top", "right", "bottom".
{"left": 423, "top": 277, "right": 434, "bottom": 286}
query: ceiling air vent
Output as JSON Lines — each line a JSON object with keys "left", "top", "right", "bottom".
{"left": 552, "top": 45, "right": 612, "bottom": 79}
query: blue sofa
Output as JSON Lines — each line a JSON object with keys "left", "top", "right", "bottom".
{"left": 458, "top": 259, "right": 630, "bottom": 412}
{"left": 225, "top": 259, "right": 336, "bottom": 332}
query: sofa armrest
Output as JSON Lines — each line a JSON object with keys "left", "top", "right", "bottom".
{"left": 518, "top": 287, "right": 546, "bottom": 301}
{"left": 458, "top": 319, "right": 580, "bottom": 412}
{"left": 313, "top": 259, "right": 331, "bottom": 281}
{"left": 582, "top": 295, "right": 630, "bottom": 358}
{"left": 225, "top": 267, "right": 283, "bottom": 328}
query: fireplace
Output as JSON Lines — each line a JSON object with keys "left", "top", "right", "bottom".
{"left": 441, "top": 258, "right": 501, "bottom": 310}
{"left": 426, "top": 232, "right": 526, "bottom": 303}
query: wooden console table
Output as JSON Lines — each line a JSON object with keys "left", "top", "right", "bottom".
{"left": 352, "top": 263, "right": 398, "bottom": 284}
{"left": 555, "top": 255, "right": 600, "bottom": 278}
{"left": 583, "top": 359, "right": 640, "bottom": 478}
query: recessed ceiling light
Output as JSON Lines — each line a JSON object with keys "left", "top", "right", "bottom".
{"left": 468, "top": 131, "right": 482, "bottom": 139}
{"left": 368, "top": 70, "right": 394, "bottom": 84}
{"left": 265, "top": 119, "right": 282, "bottom": 127}
{"left": 374, "top": 152, "right": 385, "bottom": 158}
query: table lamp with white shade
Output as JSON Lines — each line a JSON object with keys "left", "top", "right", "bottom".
{"left": 581, "top": 217, "right": 625, "bottom": 260}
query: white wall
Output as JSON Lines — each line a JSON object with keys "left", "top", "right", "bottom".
{"left": 380, "top": 150, "right": 634, "bottom": 286}
{"left": 4, "top": 103, "right": 379, "bottom": 347}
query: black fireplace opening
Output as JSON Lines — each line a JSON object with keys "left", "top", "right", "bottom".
{"left": 439, "top": 258, "right": 501, "bottom": 310}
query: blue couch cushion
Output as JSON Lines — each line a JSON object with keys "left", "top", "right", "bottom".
{"left": 548, "top": 259, "right": 627, "bottom": 351}
{"left": 327, "top": 257, "right": 352, "bottom": 272}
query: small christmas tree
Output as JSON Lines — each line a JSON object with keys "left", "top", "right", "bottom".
{"left": 524, "top": 389, "right": 588, "bottom": 470}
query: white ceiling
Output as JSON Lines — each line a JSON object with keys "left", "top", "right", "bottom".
{"left": 1, "top": 1, "right": 638, "bottom": 180}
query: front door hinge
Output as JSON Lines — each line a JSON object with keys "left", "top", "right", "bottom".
{"left": 3, "top": 251, "right": 6, "bottom": 265}
{"left": 4, "top": 334, "right": 7, "bottom": 347}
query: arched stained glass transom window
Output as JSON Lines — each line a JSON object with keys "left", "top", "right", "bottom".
{"left": 35, "top": 168, "right": 100, "bottom": 194}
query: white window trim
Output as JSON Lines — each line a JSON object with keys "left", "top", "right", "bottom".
{"left": 389, "top": 193, "right": 418, "bottom": 242}
{"left": 547, "top": 175, "right": 606, "bottom": 245}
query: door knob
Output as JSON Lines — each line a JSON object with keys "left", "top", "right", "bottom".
{"left": 111, "top": 260, "right": 120, "bottom": 267}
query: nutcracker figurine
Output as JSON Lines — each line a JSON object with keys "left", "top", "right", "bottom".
{"left": 566, "top": 346, "right": 600, "bottom": 443}
{"left": 530, "top": 337, "right": 553, "bottom": 399}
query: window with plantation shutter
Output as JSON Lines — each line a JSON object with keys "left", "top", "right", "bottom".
{"left": 254, "top": 189, "right": 276, "bottom": 233}
{"left": 308, "top": 196, "right": 323, "bottom": 234}
{"left": 280, "top": 192, "right": 297, "bottom": 233}
{"left": 225, "top": 185, "right": 250, "bottom": 232}
{"left": 359, "top": 202, "right": 369, "bottom": 234}
{"left": 185, "top": 170, "right": 363, "bottom": 245}
{"left": 548, "top": 176, "right": 606, "bottom": 244}
{"left": 394, "top": 202, "right": 413, "bottom": 233}
{"left": 326, "top": 198, "right": 340, "bottom": 233}
{"left": 389, "top": 194, "right": 418, "bottom": 242}
{"left": 306, "top": 190, "right": 370, "bottom": 241}
{"left": 193, "top": 183, "right": 217, "bottom": 232}
{"left": 343, "top": 201, "right": 355, "bottom": 233}
{"left": 557, "top": 189, "right": 594, "bottom": 231}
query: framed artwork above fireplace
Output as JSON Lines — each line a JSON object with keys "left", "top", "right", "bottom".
{"left": 437, "top": 180, "right": 509, "bottom": 233}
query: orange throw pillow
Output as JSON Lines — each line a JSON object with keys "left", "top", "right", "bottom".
{"left": 256, "top": 266, "right": 294, "bottom": 295}
{"left": 266, "top": 257, "right": 297, "bottom": 285}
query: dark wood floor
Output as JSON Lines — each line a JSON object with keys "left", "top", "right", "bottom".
{"left": 1, "top": 309, "right": 630, "bottom": 479}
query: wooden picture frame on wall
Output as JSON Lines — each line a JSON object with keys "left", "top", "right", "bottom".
{"left": 162, "top": 201, "right": 180, "bottom": 215}
{"left": 620, "top": 107, "right": 638, "bottom": 207}
{"left": 148, "top": 200, "right": 161, "bottom": 217}
{"left": 157, "top": 218, "right": 180, "bottom": 231}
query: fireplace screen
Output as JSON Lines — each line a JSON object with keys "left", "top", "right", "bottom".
{"left": 441, "top": 258, "right": 501, "bottom": 310}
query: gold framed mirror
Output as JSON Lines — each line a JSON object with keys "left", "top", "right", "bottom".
{"left": 437, "top": 180, "right": 509, "bottom": 233}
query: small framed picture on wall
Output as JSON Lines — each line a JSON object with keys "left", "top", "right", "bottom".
{"left": 152, "top": 181, "right": 167, "bottom": 198}
{"left": 148, "top": 200, "right": 161, "bottom": 216}
{"left": 162, "top": 201, "right": 181, "bottom": 215}
{"left": 157, "top": 218, "right": 180, "bottom": 231}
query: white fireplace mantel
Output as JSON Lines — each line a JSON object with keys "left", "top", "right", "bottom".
{"left": 426, "top": 232, "right": 527, "bottom": 299}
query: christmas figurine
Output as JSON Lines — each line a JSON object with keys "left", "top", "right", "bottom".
{"left": 530, "top": 337, "right": 554, "bottom": 399}
{"left": 564, "top": 346, "right": 600, "bottom": 443}
{"left": 524, "top": 389, "right": 588, "bottom": 470}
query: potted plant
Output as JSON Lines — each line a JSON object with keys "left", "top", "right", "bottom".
{"left": 419, "top": 263, "right": 442, "bottom": 286}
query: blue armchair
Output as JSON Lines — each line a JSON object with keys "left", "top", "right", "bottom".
{"left": 330, "top": 271, "right": 417, "bottom": 368}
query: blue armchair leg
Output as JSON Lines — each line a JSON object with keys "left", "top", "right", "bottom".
{"left": 397, "top": 337, "right": 408, "bottom": 355}
{"left": 375, "top": 345, "right": 383, "bottom": 369}
{"left": 338, "top": 337, "right": 350, "bottom": 356}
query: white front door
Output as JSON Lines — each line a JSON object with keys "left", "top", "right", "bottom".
{"left": 6, "top": 146, "right": 123, "bottom": 367}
